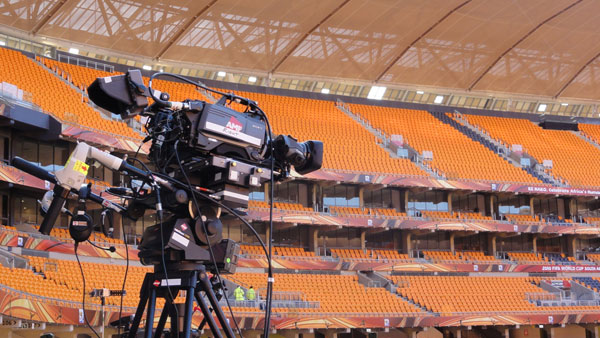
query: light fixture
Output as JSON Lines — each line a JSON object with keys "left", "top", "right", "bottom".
{"left": 561, "top": 103, "right": 568, "bottom": 106}
{"left": 367, "top": 86, "right": 386, "bottom": 100}
{"left": 159, "top": 68, "right": 164, "bottom": 72}
{"left": 538, "top": 104, "right": 547, "bottom": 112}
{"left": 68, "top": 47, "right": 79, "bottom": 55}
{"left": 321, "top": 88, "right": 330, "bottom": 94}
{"left": 248, "top": 76, "right": 257, "bottom": 83}
{"left": 142, "top": 65, "right": 152, "bottom": 71}
{"left": 416, "top": 90, "right": 424, "bottom": 94}
{"left": 434, "top": 95, "right": 444, "bottom": 104}
{"left": 217, "top": 71, "right": 226, "bottom": 77}
{"left": 0, "top": 41, "right": 5, "bottom": 46}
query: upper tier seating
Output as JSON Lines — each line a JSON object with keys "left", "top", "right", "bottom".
{"left": 233, "top": 272, "right": 423, "bottom": 314}
{"left": 217, "top": 89, "right": 428, "bottom": 176}
{"left": 508, "top": 252, "right": 546, "bottom": 263}
{"left": 347, "top": 104, "right": 541, "bottom": 184}
{"left": 240, "top": 245, "right": 316, "bottom": 257}
{"left": 391, "top": 276, "right": 592, "bottom": 314}
{"left": 0, "top": 49, "right": 141, "bottom": 139}
{"left": 466, "top": 115, "right": 600, "bottom": 187}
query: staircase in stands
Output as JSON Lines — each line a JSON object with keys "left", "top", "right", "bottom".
{"left": 335, "top": 99, "right": 445, "bottom": 179}
{"left": 435, "top": 111, "right": 564, "bottom": 186}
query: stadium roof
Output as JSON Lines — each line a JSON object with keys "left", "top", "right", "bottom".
{"left": 2, "top": 0, "right": 600, "bottom": 101}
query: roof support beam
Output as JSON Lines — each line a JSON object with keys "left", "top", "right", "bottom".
{"left": 467, "top": 0, "right": 583, "bottom": 91}
{"left": 30, "top": 0, "right": 72, "bottom": 35}
{"left": 554, "top": 50, "right": 600, "bottom": 98}
{"left": 374, "top": 0, "right": 472, "bottom": 82}
{"left": 154, "top": 0, "right": 219, "bottom": 60}
{"left": 269, "top": 0, "right": 351, "bottom": 74}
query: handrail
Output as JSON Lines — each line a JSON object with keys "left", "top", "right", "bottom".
{"left": 0, "top": 282, "right": 136, "bottom": 312}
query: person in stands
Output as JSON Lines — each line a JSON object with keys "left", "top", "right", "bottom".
{"left": 246, "top": 286, "right": 256, "bottom": 301}
{"left": 234, "top": 285, "right": 245, "bottom": 301}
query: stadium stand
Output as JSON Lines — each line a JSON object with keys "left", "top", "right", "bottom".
{"left": 347, "top": 104, "right": 541, "bottom": 184}
{"left": 218, "top": 89, "right": 429, "bottom": 176}
{"left": 391, "top": 276, "right": 599, "bottom": 314}
{"left": 466, "top": 115, "right": 600, "bottom": 187}
{"left": 508, "top": 252, "right": 546, "bottom": 264}
{"left": 233, "top": 272, "right": 423, "bottom": 314}
{"left": 0, "top": 49, "right": 141, "bottom": 139}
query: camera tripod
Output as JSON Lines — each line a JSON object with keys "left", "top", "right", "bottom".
{"left": 127, "top": 262, "right": 236, "bottom": 338}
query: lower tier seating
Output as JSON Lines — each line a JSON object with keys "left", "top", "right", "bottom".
{"left": 232, "top": 272, "right": 423, "bottom": 314}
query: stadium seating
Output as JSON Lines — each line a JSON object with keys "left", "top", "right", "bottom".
{"left": 466, "top": 115, "right": 600, "bottom": 187}
{"left": 0, "top": 49, "right": 141, "bottom": 139}
{"left": 423, "top": 250, "right": 462, "bottom": 262}
{"left": 347, "top": 104, "right": 541, "bottom": 184}
{"left": 505, "top": 214, "right": 541, "bottom": 223}
{"left": 233, "top": 272, "right": 423, "bottom": 314}
{"left": 17, "top": 256, "right": 152, "bottom": 307}
{"left": 393, "top": 276, "right": 568, "bottom": 314}
{"left": 240, "top": 245, "right": 316, "bottom": 257}
{"left": 217, "top": 89, "right": 428, "bottom": 176}
{"left": 508, "top": 252, "right": 546, "bottom": 263}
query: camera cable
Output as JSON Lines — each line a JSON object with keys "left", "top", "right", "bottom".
{"left": 74, "top": 243, "right": 102, "bottom": 338}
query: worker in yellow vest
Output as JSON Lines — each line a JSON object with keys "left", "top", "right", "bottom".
{"left": 234, "top": 286, "right": 245, "bottom": 301}
{"left": 246, "top": 286, "right": 256, "bottom": 301}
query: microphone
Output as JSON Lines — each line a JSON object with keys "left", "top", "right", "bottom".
{"left": 87, "top": 240, "right": 116, "bottom": 252}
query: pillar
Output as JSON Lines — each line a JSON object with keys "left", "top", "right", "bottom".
{"left": 530, "top": 197, "right": 536, "bottom": 218}
{"left": 557, "top": 198, "right": 565, "bottom": 220}
{"left": 112, "top": 213, "right": 123, "bottom": 241}
{"left": 405, "top": 190, "right": 410, "bottom": 214}
{"left": 308, "top": 226, "right": 319, "bottom": 254}
{"left": 533, "top": 235, "right": 538, "bottom": 254}
{"left": 450, "top": 232, "right": 455, "bottom": 254}
{"left": 312, "top": 184, "right": 318, "bottom": 210}
{"left": 402, "top": 231, "right": 412, "bottom": 255}
{"left": 477, "top": 194, "right": 485, "bottom": 214}
{"left": 360, "top": 229, "right": 366, "bottom": 250}
{"left": 447, "top": 192, "right": 453, "bottom": 214}
{"left": 487, "top": 233, "right": 497, "bottom": 257}
{"left": 567, "top": 234, "right": 576, "bottom": 259}
{"left": 504, "top": 328, "right": 510, "bottom": 338}
{"left": 569, "top": 198, "right": 578, "bottom": 221}
{"left": 490, "top": 194, "right": 498, "bottom": 219}
{"left": 359, "top": 187, "right": 365, "bottom": 208}
{"left": 393, "top": 230, "right": 402, "bottom": 251}
{"left": 264, "top": 183, "right": 270, "bottom": 203}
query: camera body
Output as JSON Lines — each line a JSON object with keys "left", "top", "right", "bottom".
{"left": 89, "top": 70, "right": 323, "bottom": 210}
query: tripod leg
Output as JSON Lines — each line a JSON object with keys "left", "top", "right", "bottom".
{"left": 154, "top": 298, "right": 170, "bottom": 338}
{"left": 144, "top": 283, "right": 157, "bottom": 338}
{"left": 194, "top": 290, "right": 223, "bottom": 338}
{"left": 169, "top": 302, "right": 179, "bottom": 338}
{"left": 198, "top": 274, "right": 236, "bottom": 338}
{"left": 182, "top": 272, "right": 197, "bottom": 338}
{"left": 129, "top": 274, "right": 151, "bottom": 338}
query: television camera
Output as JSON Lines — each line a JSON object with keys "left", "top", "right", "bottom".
{"left": 12, "top": 69, "right": 323, "bottom": 338}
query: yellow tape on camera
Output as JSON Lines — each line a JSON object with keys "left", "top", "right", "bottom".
{"left": 73, "top": 160, "right": 89, "bottom": 175}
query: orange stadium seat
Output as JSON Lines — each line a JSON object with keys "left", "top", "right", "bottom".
{"left": 215, "top": 89, "right": 428, "bottom": 176}
{"left": 0, "top": 50, "right": 142, "bottom": 139}
{"left": 347, "top": 104, "right": 541, "bottom": 184}
{"left": 466, "top": 115, "right": 600, "bottom": 187}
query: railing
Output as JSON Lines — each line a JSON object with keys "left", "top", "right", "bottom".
{"left": 241, "top": 253, "right": 331, "bottom": 262}
{"left": 0, "top": 282, "right": 136, "bottom": 313}
{"left": 0, "top": 225, "right": 131, "bottom": 251}
{"left": 57, "top": 54, "right": 115, "bottom": 72}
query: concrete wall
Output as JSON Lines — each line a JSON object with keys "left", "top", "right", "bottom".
{"left": 417, "top": 328, "right": 443, "bottom": 338}
{"left": 509, "top": 326, "right": 541, "bottom": 338}
{"left": 551, "top": 325, "right": 586, "bottom": 338}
